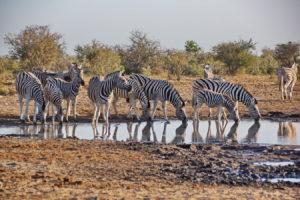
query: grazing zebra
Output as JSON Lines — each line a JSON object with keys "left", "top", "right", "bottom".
{"left": 130, "top": 74, "right": 187, "bottom": 122}
{"left": 15, "top": 72, "right": 45, "bottom": 123}
{"left": 111, "top": 78, "right": 150, "bottom": 120}
{"left": 46, "top": 68, "right": 85, "bottom": 121}
{"left": 88, "top": 71, "right": 132, "bottom": 133}
{"left": 204, "top": 64, "right": 214, "bottom": 79}
{"left": 43, "top": 79, "right": 64, "bottom": 124}
{"left": 277, "top": 62, "right": 298, "bottom": 100}
{"left": 193, "top": 89, "right": 240, "bottom": 122}
{"left": 192, "top": 78, "right": 261, "bottom": 121}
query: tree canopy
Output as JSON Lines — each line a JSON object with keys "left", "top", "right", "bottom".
{"left": 5, "top": 25, "right": 65, "bottom": 71}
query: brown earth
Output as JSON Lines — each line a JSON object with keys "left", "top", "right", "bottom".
{"left": 0, "top": 138, "right": 299, "bottom": 199}
{"left": 0, "top": 74, "right": 300, "bottom": 199}
{"left": 0, "top": 74, "right": 300, "bottom": 125}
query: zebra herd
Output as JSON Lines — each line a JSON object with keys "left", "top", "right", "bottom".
{"left": 15, "top": 63, "right": 298, "bottom": 125}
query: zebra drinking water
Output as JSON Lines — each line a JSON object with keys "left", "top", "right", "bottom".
{"left": 87, "top": 71, "right": 132, "bottom": 133}
{"left": 44, "top": 79, "right": 64, "bottom": 124}
{"left": 277, "top": 62, "right": 298, "bottom": 100}
{"left": 15, "top": 72, "right": 45, "bottom": 123}
{"left": 111, "top": 77, "right": 150, "bottom": 121}
{"left": 192, "top": 78, "right": 260, "bottom": 121}
{"left": 193, "top": 88, "right": 240, "bottom": 122}
{"left": 130, "top": 74, "right": 187, "bottom": 122}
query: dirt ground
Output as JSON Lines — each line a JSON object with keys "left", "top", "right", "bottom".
{"left": 0, "top": 74, "right": 300, "bottom": 199}
{"left": 0, "top": 138, "right": 299, "bottom": 199}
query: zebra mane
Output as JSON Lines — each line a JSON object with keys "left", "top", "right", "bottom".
{"left": 27, "top": 72, "right": 43, "bottom": 87}
{"left": 104, "top": 71, "right": 124, "bottom": 79}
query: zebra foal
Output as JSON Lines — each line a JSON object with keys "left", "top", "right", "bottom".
{"left": 192, "top": 78, "right": 260, "bottom": 121}
{"left": 15, "top": 72, "right": 45, "bottom": 123}
{"left": 277, "top": 62, "right": 298, "bottom": 100}
{"left": 46, "top": 67, "right": 85, "bottom": 121}
{"left": 193, "top": 89, "right": 240, "bottom": 122}
{"left": 44, "top": 79, "right": 64, "bottom": 124}
{"left": 88, "top": 71, "right": 132, "bottom": 131}
{"left": 111, "top": 77, "right": 150, "bottom": 120}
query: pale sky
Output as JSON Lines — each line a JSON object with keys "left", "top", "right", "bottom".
{"left": 0, "top": 0, "right": 299, "bottom": 56}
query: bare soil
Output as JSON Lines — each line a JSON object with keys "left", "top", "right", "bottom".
{"left": 0, "top": 138, "right": 299, "bottom": 199}
{"left": 0, "top": 74, "right": 300, "bottom": 199}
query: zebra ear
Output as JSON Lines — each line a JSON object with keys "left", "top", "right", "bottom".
{"left": 119, "top": 71, "right": 125, "bottom": 76}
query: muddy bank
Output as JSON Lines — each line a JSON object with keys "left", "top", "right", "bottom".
{"left": 0, "top": 138, "right": 299, "bottom": 199}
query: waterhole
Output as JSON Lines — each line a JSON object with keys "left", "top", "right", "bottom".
{"left": 0, "top": 120, "right": 299, "bottom": 145}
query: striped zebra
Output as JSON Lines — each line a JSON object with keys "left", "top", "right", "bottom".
{"left": 31, "top": 63, "right": 82, "bottom": 86}
{"left": 88, "top": 71, "right": 132, "bottom": 132}
{"left": 193, "top": 89, "right": 240, "bottom": 122}
{"left": 192, "top": 78, "right": 261, "bottom": 121}
{"left": 111, "top": 78, "right": 150, "bottom": 120}
{"left": 46, "top": 67, "right": 85, "bottom": 121}
{"left": 130, "top": 74, "right": 187, "bottom": 122}
{"left": 15, "top": 72, "right": 45, "bottom": 123}
{"left": 277, "top": 62, "right": 298, "bottom": 100}
{"left": 43, "top": 79, "right": 64, "bottom": 124}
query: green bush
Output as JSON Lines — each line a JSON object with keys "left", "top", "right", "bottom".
{"left": 185, "top": 64, "right": 203, "bottom": 77}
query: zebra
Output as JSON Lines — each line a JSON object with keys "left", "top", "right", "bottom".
{"left": 129, "top": 74, "right": 187, "bottom": 122}
{"left": 43, "top": 79, "right": 64, "bottom": 124}
{"left": 15, "top": 71, "right": 45, "bottom": 123}
{"left": 87, "top": 71, "right": 132, "bottom": 133}
{"left": 192, "top": 78, "right": 261, "bottom": 121}
{"left": 46, "top": 67, "right": 85, "bottom": 121}
{"left": 204, "top": 64, "right": 214, "bottom": 79}
{"left": 277, "top": 62, "right": 298, "bottom": 100}
{"left": 111, "top": 77, "right": 150, "bottom": 121}
{"left": 31, "top": 63, "right": 83, "bottom": 86}
{"left": 193, "top": 88, "right": 240, "bottom": 122}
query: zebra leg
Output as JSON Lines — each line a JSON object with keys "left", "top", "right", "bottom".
{"left": 217, "top": 106, "right": 222, "bottom": 121}
{"left": 151, "top": 100, "right": 159, "bottom": 120}
{"left": 104, "top": 102, "right": 110, "bottom": 135}
{"left": 208, "top": 107, "right": 212, "bottom": 118}
{"left": 132, "top": 101, "right": 141, "bottom": 120}
{"left": 52, "top": 103, "right": 55, "bottom": 124}
{"left": 24, "top": 97, "right": 31, "bottom": 122}
{"left": 112, "top": 96, "right": 119, "bottom": 116}
{"left": 72, "top": 99, "right": 77, "bottom": 121}
{"left": 162, "top": 101, "right": 169, "bottom": 122}
{"left": 289, "top": 81, "right": 296, "bottom": 100}
{"left": 92, "top": 103, "right": 97, "bottom": 122}
{"left": 66, "top": 99, "right": 70, "bottom": 122}
{"left": 284, "top": 79, "right": 292, "bottom": 100}
{"left": 222, "top": 107, "right": 228, "bottom": 121}
{"left": 95, "top": 103, "right": 101, "bottom": 124}
{"left": 44, "top": 101, "right": 50, "bottom": 123}
{"left": 19, "top": 96, "right": 24, "bottom": 121}
{"left": 33, "top": 101, "right": 38, "bottom": 124}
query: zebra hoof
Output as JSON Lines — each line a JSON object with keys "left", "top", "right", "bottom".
{"left": 20, "top": 119, "right": 25, "bottom": 123}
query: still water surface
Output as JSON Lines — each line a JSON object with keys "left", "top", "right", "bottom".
{"left": 0, "top": 120, "right": 299, "bottom": 145}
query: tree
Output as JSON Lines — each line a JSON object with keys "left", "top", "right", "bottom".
{"left": 185, "top": 40, "right": 201, "bottom": 55}
{"left": 165, "top": 50, "right": 190, "bottom": 80}
{"left": 75, "top": 40, "right": 123, "bottom": 75}
{"left": 119, "top": 31, "right": 161, "bottom": 73}
{"left": 212, "top": 39, "right": 256, "bottom": 74}
{"left": 4, "top": 25, "right": 65, "bottom": 71}
{"left": 274, "top": 42, "right": 300, "bottom": 67}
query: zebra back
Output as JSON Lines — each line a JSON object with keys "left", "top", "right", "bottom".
{"left": 129, "top": 74, "right": 152, "bottom": 88}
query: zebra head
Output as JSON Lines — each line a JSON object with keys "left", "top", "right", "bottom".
{"left": 229, "top": 103, "right": 240, "bottom": 122}
{"left": 113, "top": 71, "right": 132, "bottom": 92}
{"left": 248, "top": 98, "right": 261, "bottom": 121}
{"left": 70, "top": 63, "right": 85, "bottom": 86}
{"left": 176, "top": 100, "right": 187, "bottom": 122}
